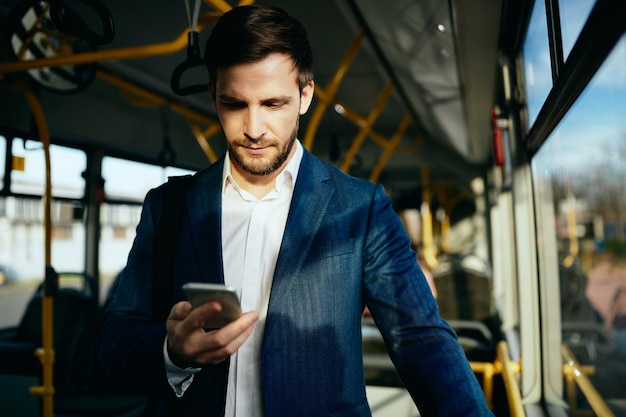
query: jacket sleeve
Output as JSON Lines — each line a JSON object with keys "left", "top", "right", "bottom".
{"left": 363, "top": 185, "right": 493, "bottom": 416}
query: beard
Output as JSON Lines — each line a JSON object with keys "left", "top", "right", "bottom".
{"left": 228, "top": 119, "right": 299, "bottom": 176}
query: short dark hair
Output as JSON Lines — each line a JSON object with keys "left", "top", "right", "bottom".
{"left": 204, "top": 5, "right": 314, "bottom": 91}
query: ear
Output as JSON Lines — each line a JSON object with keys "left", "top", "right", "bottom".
{"left": 208, "top": 81, "right": 217, "bottom": 110}
{"left": 299, "top": 80, "right": 315, "bottom": 115}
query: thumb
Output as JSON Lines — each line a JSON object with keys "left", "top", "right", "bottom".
{"left": 169, "top": 301, "right": 192, "bottom": 321}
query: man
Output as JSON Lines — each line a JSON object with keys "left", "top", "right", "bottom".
{"left": 98, "top": 5, "right": 493, "bottom": 416}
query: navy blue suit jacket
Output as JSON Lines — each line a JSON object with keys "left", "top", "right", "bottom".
{"left": 98, "top": 149, "right": 493, "bottom": 416}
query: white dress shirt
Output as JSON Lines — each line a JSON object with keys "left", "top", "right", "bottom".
{"left": 165, "top": 141, "right": 303, "bottom": 417}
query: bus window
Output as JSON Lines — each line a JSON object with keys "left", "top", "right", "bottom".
{"left": 559, "top": 0, "right": 595, "bottom": 60}
{"left": 1, "top": 141, "right": 87, "bottom": 330}
{"left": 99, "top": 156, "right": 195, "bottom": 293}
{"left": 102, "top": 156, "right": 193, "bottom": 202}
{"left": 11, "top": 139, "right": 85, "bottom": 199}
{"left": 531, "top": 35, "right": 626, "bottom": 414}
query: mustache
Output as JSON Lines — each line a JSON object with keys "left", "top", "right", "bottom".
{"left": 234, "top": 139, "right": 274, "bottom": 148}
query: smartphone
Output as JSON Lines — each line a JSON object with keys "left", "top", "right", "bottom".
{"left": 182, "top": 282, "right": 242, "bottom": 328}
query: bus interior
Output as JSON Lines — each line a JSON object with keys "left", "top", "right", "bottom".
{"left": 1, "top": 0, "right": 625, "bottom": 416}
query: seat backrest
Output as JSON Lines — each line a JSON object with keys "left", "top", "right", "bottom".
{"left": 434, "top": 265, "right": 492, "bottom": 321}
{"left": 16, "top": 273, "right": 99, "bottom": 395}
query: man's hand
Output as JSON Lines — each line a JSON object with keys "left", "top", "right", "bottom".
{"left": 166, "top": 300, "right": 259, "bottom": 368}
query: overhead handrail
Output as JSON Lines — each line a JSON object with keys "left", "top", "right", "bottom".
{"left": 49, "top": 0, "right": 115, "bottom": 45}
{"left": 171, "top": 0, "right": 207, "bottom": 96}
{"left": 95, "top": 70, "right": 222, "bottom": 163}
{"left": 0, "top": 1, "right": 260, "bottom": 75}
{"left": 0, "top": 13, "right": 221, "bottom": 75}
{"left": 170, "top": 31, "right": 206, "bottom": 96}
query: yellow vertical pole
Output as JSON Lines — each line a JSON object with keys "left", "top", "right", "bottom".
{"left": 421, "top": 166, "right": 438, "bottom": 268}
{"left": 441, "top": 214, "right": 451, "bottom": 253}
{"left": 23, "top": 86, "right": 55, "bottom": 417}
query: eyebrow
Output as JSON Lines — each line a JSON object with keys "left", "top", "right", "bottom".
{"left": 217, "top": 94, "right": 294, "bottom": 105}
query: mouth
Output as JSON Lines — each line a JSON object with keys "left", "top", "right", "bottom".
{"left": 240, "top": 143, "right": 272, "bottom": 155}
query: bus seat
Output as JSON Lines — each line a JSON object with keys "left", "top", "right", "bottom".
{"left": 448, "top": 319, "right": 498, "bottom": 362}
{"left": 0, "top": 272, "right": 99, "bottom": 395}
{"left": 433, "top": 254, "right": 493, "bottom": 322}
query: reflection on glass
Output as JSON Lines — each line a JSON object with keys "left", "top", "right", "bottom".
{"left": 523, "top": 1, "right": 552, "bottom": 127}
{"left": 532, "top": 36, "right": 626, "bottom": 414}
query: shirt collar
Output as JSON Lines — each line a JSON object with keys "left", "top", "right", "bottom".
{"left": 222, "top": 139, "right": 303, "bottom": 197}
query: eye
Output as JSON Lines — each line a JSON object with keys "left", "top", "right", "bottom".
{"left": 265, "top": 101, "right": 281, "bottom": 109}
{"left": 265, "top": 100, "right": 288, "bottom": 109}
{"left": 221, "top": 101, "right": 246, "bottom": 110}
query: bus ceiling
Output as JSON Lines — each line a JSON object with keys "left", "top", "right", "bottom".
{"left": 0, "top": 0, "right": 507, "bottom": 202}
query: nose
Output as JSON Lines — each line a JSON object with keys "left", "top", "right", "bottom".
{"left": 244, "top": 108, "right": 266, "bottom": 141}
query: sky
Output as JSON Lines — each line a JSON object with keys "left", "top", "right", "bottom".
{"left": 524, "top": 0, "right": 626, "bottom": 172}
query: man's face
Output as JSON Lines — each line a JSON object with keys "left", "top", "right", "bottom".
{"left": 211, "top": 53, "right": 314, "bottom": 179}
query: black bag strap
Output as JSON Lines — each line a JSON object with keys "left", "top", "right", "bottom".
{"left": 153, "top": 175, "right": 193, "bottom": 322}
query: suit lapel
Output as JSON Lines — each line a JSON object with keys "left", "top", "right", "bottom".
{"left": 266, "top": 150, "right": 334, "bottom": 321}
{"left": 186, "top": 158, "right": 225, "bottom": 284}
{"left": 262, "top": 150, "right": 334, "bottom": 414}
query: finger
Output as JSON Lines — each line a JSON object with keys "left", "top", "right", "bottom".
{"left": 211, "top": 310, "right": 259, "bottom": 342}
{"left": 167, "top": 301, "right": 220, "bottom": 351}
{"left": 179, "top": 300, "right": 222, "bottom": 333}
{"left": 222, "top": 311, "right": 259, "bottom": 340}
{"left": 166, "top": 302, "right": 223, "bottom": 366}
{"left": 221, "top": 311, "right": 259, "bottom": 350}
{"left": 195, "top": 311, "right": 259, "bottom": 363}
{"left": 168, "top": 301, "right": 192, "bottom": 321}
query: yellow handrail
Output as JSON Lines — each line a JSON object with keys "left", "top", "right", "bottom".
{"left": 95, "top": 70, "right": 222, "bottom": 163}
{"left": 340, "top": 80, "right": 394, "bottom": 172}
{"left": 562, "top": 344, "right": 615, "bottom": 417}
{"left": 302, "top": 30, "right": 366, "bottom": 150}
{"left": 469, "top": 361, "right": 496, "bottom": 410}
{"left": 368, "top": 113, "right": 415, "bottom": 183}
{"left": 464, "top": 340, "right": 525, "bottom": 415}
{"left": 497, "top": 341, "right": 525, "bottom": 417}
